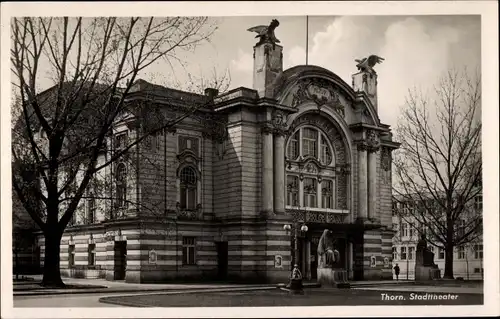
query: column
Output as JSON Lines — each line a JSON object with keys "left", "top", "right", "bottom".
{"left": 357, "top": 144, "right": 368, "bottom": 220}
{"left": 262, "top": 131, "right": 274, "bottom": 213}
{"left": 367, "top": 148, "right": 378, "bottom": 220}
{"left": 274, "top": 134, "right": 286, "bottom": 214}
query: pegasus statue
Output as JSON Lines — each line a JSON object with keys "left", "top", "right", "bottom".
{"left": 355, "top": 55, "right": 385, "bottom": 74}
{"left": 247, "top": 19, "right": 281, "bottom": 49}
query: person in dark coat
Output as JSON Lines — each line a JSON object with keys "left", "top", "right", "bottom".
{"left": 394, "top": 263, "right": 400, "bottom": 281}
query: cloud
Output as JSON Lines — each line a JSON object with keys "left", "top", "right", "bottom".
{"left": 230, "top": 49, "right": 253, "bottom": 73}
{"left": 283, "top": 16, "right": 479, "bottom": 128}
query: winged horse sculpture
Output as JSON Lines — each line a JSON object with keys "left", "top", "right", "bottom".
{"left": 355, "top": 55, "right": 385, "bottom": 74}
{"left": 247, "top": 19, "right": 281, "bottom": 49}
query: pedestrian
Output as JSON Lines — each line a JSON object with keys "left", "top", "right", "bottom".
{"left": 394, "top": 263, "right": 400, "bottom": 281}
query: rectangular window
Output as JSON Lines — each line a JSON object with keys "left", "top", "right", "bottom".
{"left": 319, "top": 135, "right": 332, "bottom": 165}
{"left": 392, "top": 247, "right": 397, "bottom": 261}
{"left": 400, "top": 246, "right": 407, "bottom": 260}
{"left": 302, "top": 128, "right": 318, "bottom": 158}
{"left": 474, "top": 195, "right": 482, "bottom": 210}
{"left": 408, "top": 246, "right": 415, "bottom": 260}
{"left": 473, "top": 268, "right": 484, "bottom": 274}
{"left": 321, "top": 179, "right": 334, "bottom": 209}
{"left": 182, "top": 237, "right": 196, "bottom": 265}
{"left": 409, "top": 223, "right": 414, "bottom": 238}
{"left": 438, "top": 248, "right": 445, "bottom": 259}
{"left": 457, "top": 246, "right": 465, "bottom": 259}
{"left": 303, "top": 178, "right": 317, "bottom": 208}
{"left": 286, "top": 175, "right": 299, "bottom": 206}
{"left": 68, "top": 245, "right": 75, "bottom": 268}
{"left": 474, "top": 244, "right": 483, "bottom": 259}
{"left": 402, "top": 223, "right": 408, "bottom": 237}
{"left": 87, "top": 198, "right": 96, "bottom": 224}
{"left": 88, "top": 244, "right": 96, "bottom": 266}
{"left": 180, "top": 187, "right": 196, "bottom": 210}
{"left": 287, "top": 131, "right": 299, "bottom": 160}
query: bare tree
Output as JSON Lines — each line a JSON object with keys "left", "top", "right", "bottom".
{"left": 10, "top": 17, "right": 222, "bottom": 287}
{"left": 393, "top": 68, "right": 482, "bottom": 279}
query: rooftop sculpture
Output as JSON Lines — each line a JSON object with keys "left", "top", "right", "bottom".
{"left": 247, "top": 19, "right": 281, "bottom": 49}
{"left": 355, "top": 55, "right": 385, "bottom": 74}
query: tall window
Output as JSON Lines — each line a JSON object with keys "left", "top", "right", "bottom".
{"left": 401, "top": 223, "right": 408, "bottom": 237}
{"left": 457, "top": 246, "right": 465, "bottom": 259}
{"left": 408, "top": 246, "right": 415, "bottom": 260}
{"left": 319, "top": 135, "right": 332, "bottom": 165}
{"left": 180, "top": 167, "right": 197, "bottom": 210}
{"left": 401, "top": 246, "right": 407, "bottom": 260}
{"left": 302, "top": 128, "right": 318, "bottom": 158}
{"left": 115, "top": 163, "right": 127, "bottom": 209}
{"left": 474, "top": 195, "right": 482, "bottom": 210}
{"left": 88, "top": 244, "right": 96, "bottom": 266}
{"left": 474, "top": 244, "right": 483, "bottom": 259}
{"left": 286, "top": 175, "right": 299, "bottom": 206}
{"left": 303, "top": 178, "right": 317, "bottom": 208}
{"left": 321, "top": 179, "right": 334, "bottom": 209}
{"left": 392, "top": 247, "right": 397, "bottom": 261}
{"left": 182, "top": 237, "right": 196, "bottom": 265}
{"left": 68, "top": 245, "right": 75, "bottom": 268}
{"left": 409, "top": 223, "right": 415, "bottom": 238}
{"left": 287, "top": 131, "right": 299, "bottom": 160}
{"left": 87, "top": 197, "right": 96, "bottom": 224}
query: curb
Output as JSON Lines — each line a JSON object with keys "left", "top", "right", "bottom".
{"left": 98, "top": 286, "right": 280, "bottom": 307}
{"left": 14, "top": 284, "right": 277, "bottom": 297}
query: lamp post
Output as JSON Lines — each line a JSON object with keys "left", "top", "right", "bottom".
{"left": 284, "top": 222, "right": 309, "bottom": 294}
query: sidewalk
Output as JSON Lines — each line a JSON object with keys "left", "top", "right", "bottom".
{"left": 14, "top": 275, "right": 277, "bottom": 297}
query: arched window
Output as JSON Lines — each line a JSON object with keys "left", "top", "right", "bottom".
{"left": 115, "top": 163, "right": 127, "bottom": 209}
{"left": 180, "top": 166, "right": 197, "bottom": 210}
{"left": 286, "top": 126, "right": 334, "bottom": 165}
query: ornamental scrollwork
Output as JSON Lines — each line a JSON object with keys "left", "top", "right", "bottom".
{"left": 290, "top": 78, "right": 345, "bottom": 118}
{"left": 366, "top": 129, "right": 380, "bottom": 152}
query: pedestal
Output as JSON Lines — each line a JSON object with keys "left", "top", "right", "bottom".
{"left": 317, "top": 268, "right": 350, "bottom": 288}
{"left": 415, "top": 265, "right": 441, "bottom": 281}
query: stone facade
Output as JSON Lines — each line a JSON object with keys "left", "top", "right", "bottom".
{"left": 33, "top": 33, "right": 400, "bottom": 283}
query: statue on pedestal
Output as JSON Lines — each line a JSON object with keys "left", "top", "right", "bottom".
{"left": 355, "top": 55, "right": 385, "bottom": 75}
{"left": 415, "top": 233, "right": 441, "bottom": 281}
{"left": 317, "top": 229, "right": 340, "bottom": 269}
{"left": 247, "top": 19, "right": 281, "bottom": 49}
{"left": 316, "top": 229, "right": 349, "bottom": 288}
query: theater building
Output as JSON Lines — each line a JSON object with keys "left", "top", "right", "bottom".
{"left": 35, "top": 33, "right": 399, "bottom": 283}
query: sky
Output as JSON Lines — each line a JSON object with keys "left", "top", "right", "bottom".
{"left": 17, "top": 15, "right": 481, "bottom": 130}
{"left": 140, "top": 15, "right": 481, "bottom": 129}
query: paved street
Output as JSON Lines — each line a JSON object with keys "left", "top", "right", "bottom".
{"left": 98, "top": 288, "right": 483, "bottom": 307}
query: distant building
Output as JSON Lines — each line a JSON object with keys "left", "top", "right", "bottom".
{"left": 29, "top": 31, "right": 400, "bottom": 283}
{"left": 391, "top": 192, "right": 483, "bottom": 280}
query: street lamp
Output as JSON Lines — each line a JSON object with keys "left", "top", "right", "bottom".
{"left": 284, "top": 222, "right": 308, "bottom": 294}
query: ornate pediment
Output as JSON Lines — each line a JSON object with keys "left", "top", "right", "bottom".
{"left": 290, "top": 78, "right": 345, "bottom": 117}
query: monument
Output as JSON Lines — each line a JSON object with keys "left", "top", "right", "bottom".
{"left": 316, "top": 229, "right": 350, "bottom": 288}
{"left": 414, "top": 234, "right": 441, "bottom": 281}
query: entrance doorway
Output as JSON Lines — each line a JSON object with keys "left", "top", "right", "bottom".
{"left": 216, "top": 242, "right": 228, "bottom": 280}
{"left": 114, "top": 241, "right": 127, "bottom": 280}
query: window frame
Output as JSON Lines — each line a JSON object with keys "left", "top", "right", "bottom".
{"left": 115, "top": 162, "right": 127, "bottom": 209}
{"left": 88, "top": 243, "right": 96, "bottom": 266}
{"left": 68, "top": 245, "right": 75, "bottom": 268}
{"left": 179, "top": 166, "right": 198, "bottom": 210}
{"left": 182, "top": 237, "right": 197, "bottom": 266}
{"left": 400, "top": 246, "right": 407, "bottom": 260}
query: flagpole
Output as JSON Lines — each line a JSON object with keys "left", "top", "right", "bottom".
{"left": 306, "top": 15, "right": 309, "bottom": 65}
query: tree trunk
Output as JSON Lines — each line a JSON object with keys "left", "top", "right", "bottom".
{"left": 41, "top": 230, "right": 65, "bottom": 287}
{"left": 443, "top": 245, "right": 454, "bottom": 279}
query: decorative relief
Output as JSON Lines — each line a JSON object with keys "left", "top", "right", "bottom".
{"left": 381, "top": 147, "right": 392, "bottom": 171}
{"left": 262, "top": 109, "right": 289, "bottom": 136}
{"left": 366, "top": 129, "right": 380, "bottom": 152}
{"left": 326, "top": 213, "right": 346, "bottom": 224}
{"left": 306, "top": 211, "right": 326, "bottom": 224}
{"left": 335, "top": 163, "right": 351, "bottom": 176}
{"left": 290, "top": 78, "right": 345, "bottom": 118}
{"left": 176, "top": 203, "right": 203, "bottom": 220}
